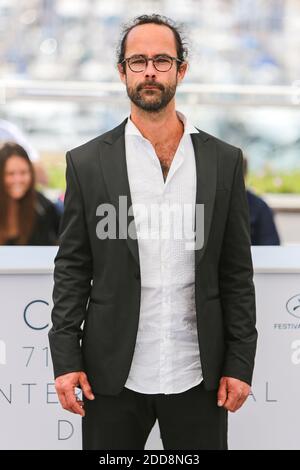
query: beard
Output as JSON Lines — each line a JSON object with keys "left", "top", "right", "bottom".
{"left": 126, "top": 79, "right": 177, "bottom": 112}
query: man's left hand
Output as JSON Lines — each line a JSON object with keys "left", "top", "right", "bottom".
{"left": 217, "top": 376, "right": 250, "bottom": 412}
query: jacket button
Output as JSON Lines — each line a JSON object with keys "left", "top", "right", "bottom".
{"left": 134, "top": 270, "right": 140, "bottom": 280}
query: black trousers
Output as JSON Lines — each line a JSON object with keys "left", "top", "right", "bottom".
{"left": 82, "top": 381, "right": 228, "bottom": 450}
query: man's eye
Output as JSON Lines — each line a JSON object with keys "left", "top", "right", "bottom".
{"left": 155, "top": 57, "right": 170, "bottom": 63}
{"left": 131, "top": 58, "right": 145, "bottom": 64}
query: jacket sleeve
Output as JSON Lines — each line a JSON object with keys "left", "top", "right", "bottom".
{"left": 219, "top": 149, "right": 258, "bottom": 386}
{"left": 48, "top": 151, "right": 92, "bottom": 378}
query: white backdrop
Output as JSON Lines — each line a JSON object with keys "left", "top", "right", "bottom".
{"left": 0, "top": 246, "right": 300, "bottom": 450}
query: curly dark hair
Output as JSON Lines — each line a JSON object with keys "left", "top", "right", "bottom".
{"left": 116, "top": 14, "right": 189, "bottom": 73}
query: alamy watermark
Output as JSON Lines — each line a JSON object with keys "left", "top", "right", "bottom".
{"left": 95, "top": 196, "right": 204, "bottom": 251}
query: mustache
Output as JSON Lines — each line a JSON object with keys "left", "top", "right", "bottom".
{"left": 137, "top": 82, "right": 164, "bottom": 92}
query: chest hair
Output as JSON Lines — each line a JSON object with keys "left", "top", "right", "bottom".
{"left": 154, "top": 140, "right": 180, "bottom": 181}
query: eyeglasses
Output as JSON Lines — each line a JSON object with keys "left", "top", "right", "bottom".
{"left": 121, "top": 54, "right": 183, "bottom": 73}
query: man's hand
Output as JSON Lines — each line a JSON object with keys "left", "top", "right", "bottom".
{"left": 55, "top": 371, "right": 95, "bottom": 417}
{"left": 217, "top": 376, "right": 250, "bottom": 412}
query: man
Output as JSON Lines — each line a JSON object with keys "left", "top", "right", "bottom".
{"left": 49, "top": 14, "right": 257, "bottom": 450}
{"left": 243, "top": 157, "right": 280, "bottom": 245}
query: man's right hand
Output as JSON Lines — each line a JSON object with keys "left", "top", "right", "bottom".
{"left": 55, "top": 371, "right": 95, "bottom": 417}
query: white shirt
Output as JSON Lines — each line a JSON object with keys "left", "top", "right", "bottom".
{"left": 124, "top": 110, "right": 203, "bottom": 394}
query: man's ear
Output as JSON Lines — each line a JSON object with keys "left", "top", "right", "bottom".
{"left": 177, "top": 62, "right": 188, "bottom": 84}
{"left": 117, "top": 63, "right": 126, "bottom": 84}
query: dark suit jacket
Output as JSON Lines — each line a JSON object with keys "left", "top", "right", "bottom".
{"left": 48, "top": 118, "right": 257, "bottom": 395}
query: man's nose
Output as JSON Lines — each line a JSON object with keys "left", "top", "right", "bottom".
{"left": 144, "top": 59, "right": 157, "bottom": 77}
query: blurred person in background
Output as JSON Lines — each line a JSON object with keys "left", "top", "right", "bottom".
{"left": 0, "top": 119, "right": 49, "bottom": 188}
{"left": 243, "top": 157, "right": 280, "bottom": 245}
{"left": 0, "top": 142, "right": 61, "bottom": 245}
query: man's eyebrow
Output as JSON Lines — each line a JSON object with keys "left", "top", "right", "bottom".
{"left": 129, "top": 53, "right": 172, "bottom": 57}
{"left": 152, "top": 53, "right": 172, "bottom": 57}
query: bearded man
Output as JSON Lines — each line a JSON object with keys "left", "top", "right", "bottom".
{"left": 49, "top": 14, "right": 257, "bottom": 450}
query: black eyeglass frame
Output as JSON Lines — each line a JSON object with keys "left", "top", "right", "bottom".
{"left": 120, "top": 54, "right": 183, "bottom": 72}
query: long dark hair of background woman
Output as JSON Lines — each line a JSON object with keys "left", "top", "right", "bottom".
{"left": 0, "top": 142, "right": 60, "bottom": 245}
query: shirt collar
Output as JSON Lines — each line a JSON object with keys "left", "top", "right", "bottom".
{"left": 176, "top": 110, "right": 199, "bottom": 135}
{"left": 125, "top": 110, "right": 199, "bottom": 138}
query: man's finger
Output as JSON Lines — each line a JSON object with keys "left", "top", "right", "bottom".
{"left": 223, "top": 389, "right": 240, "bottom": 411}
{"left": 79, "top": 374, "right": 95, "bottom": 401}
{"left": 234, "top": 392, "right": 249, "bottom": 412}
{"left": 57, "top": 391, "right": 68, "bottom": 410}
{"left": 224, "top": 387, "right": 248, "bottom": 412}
{"left": 69, "top": 401, "right": 85, "bottom": 416}
{"left": 217, "top": 379, "right": 227, "bottom": 407}
{"left": 65, "top": 390, "right": 85, "bottom": 416}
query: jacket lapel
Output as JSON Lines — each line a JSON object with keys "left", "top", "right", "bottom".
{"left": 99, "top": 118, "right": 140, "bottom": 267}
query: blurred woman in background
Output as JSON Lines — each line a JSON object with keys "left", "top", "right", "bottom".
{"left": 0, "top": 142, "right": 60, "bottom": 245}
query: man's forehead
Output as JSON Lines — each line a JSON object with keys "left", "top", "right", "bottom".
{"left": 125, "top": 24, "right": 177, "bottom": 54}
